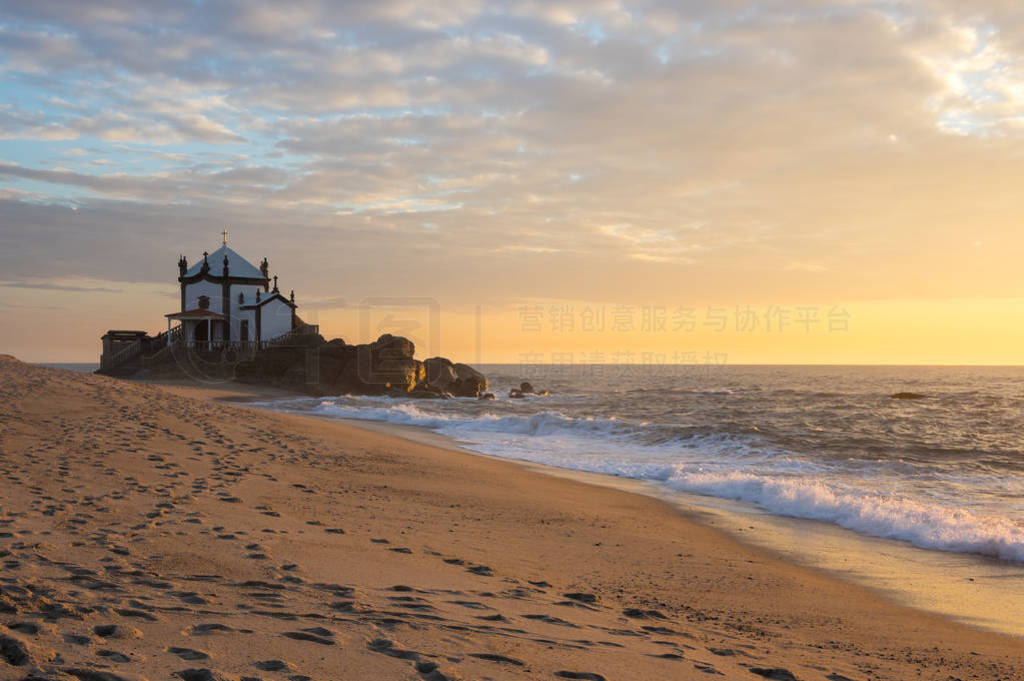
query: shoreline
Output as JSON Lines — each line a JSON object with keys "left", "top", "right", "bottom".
{"left": 2, "top": 362, "right": 1021, "bottom": 680}
{"left": 213, "top": 381, "right": 1024, "bottom": 639}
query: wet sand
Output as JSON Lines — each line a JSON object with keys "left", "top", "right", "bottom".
{"left": 1, "top": 356, "right": 1022, "bottom": 680}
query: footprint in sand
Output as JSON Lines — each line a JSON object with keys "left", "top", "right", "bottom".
{"left": 115, "top": 607, "right": 159, "bottom": 622}
{"left": 62, "top": 633, "right": 91, "bottom": 645}
{"left": 366, "top": 638, "right": 419, "bottom": 661}
{"left": 749, "top": 669, "right": 800, "bottom": 681}
{"left": 186, "top": 623, "right": 234, "bottom": 635}
{"left": 282, "top": 627, "right": 335, "bottom": 645}
{"left": 7, "top": 622, "right": 41, "bottom": 635}
{"left": 469, "top": 652, "right": 525, "bottom": 666}
{"left": 173, "top": 670, "right": 235, "bottom": 681}
{"left": 523, "top": 614, "right": 578, "bottom": 628}
{"left": 93, "top": 624, "right": 143, "bottom": 640}
{"left": 476, "top": 613, "right": 508, "bottom": 622}
{"left": 172, "top": 591, "right": 208, "bottom": 605}
{"left": 97, "top": 649, "right": 133, "bottom": 663}
{"left": 622, "top": 607, "right": 667, "bottom": 620}
{"left": 169, "top": 646, "right": 210, "bottom": 660}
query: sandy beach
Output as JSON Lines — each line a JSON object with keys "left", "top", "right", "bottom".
{"left": 1, "top": 357, "right": 1021, "bottom": 681}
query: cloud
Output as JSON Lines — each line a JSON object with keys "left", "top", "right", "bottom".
{"left": 0, "top": 280, "right": 122, "bottom": 292}
{"left": 0, "top": 0, "right": 1022, "bottom": 316}
{"left": 0, "top": 104, "right": 79, "bottom": 140}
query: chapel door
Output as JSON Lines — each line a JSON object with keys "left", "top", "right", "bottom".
{"left": 194, "top": 321, "right": 209, "bottom": 342}
{"left": 240, "top": 320, "right": 249, "bottom": 343}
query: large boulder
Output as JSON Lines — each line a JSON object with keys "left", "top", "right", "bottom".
{"left": 236, "top": 346, "right": 302, "bottom": 382}
{"left": 311, "top": 355, "right": 348, "bottom": 390}
{"left": 331, "top": 354, "right": 379, "bottom": 395}
{"left": 370, "top": 333, "right": 415, "bottom": 360}
{"left": 375, "top": 358, "right": 425, "bottom": 392}
{"left": 281, "top": 363, "right": 307, "bottom": 386}
{"left": 450, "top": 363, "right": 488, "bottom": 397}
{"left": 423, "top": 357, "right": 458, "bottom": 391}
{"left": 320, "top": 338, "right": 355, "bottom": 360}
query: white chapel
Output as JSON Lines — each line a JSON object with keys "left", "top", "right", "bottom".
{"left": 167, "top": 232, "right": 298, "bottom": 347}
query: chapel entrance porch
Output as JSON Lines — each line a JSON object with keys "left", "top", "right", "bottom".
{"left": 164, "top": 310, "right": 230, "bottom": 350}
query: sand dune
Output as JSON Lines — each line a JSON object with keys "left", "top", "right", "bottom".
{"left": 0, "top": 358, "right": 1021, "bottom": 680}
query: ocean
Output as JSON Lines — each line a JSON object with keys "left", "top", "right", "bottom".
{"left": 36, "top": 363, "right": 100, "bottom": 373}
{"left": 254, "top": 364, "right": 1024, "bottom": 633}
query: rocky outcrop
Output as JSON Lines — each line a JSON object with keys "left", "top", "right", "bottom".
{"left": 421, "top": 357, "right": 488, "bottom": 397}
{"left": 234, "top": 334, "right": 487, "bottom": 398}
{"left": 510, "top": 381, "right": 549, "bottom": 398}
{"left": 452, "top": 363, "right": 489, "bottom": 397}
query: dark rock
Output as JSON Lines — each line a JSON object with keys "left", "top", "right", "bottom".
{"left": 231, "top": 334, "right": 484, "bottom": 399}
{"left": 312, "top": 356, "right": 347, "bottom": 387}
{"left": 450, "top": 363, "right": 488, "bottom": 397}
{"left": 371, "top": 333, "right": 415, "bottom": 360}
{"left": 424, "top": 357, "right": 458, "bottom": 390}
{"left": 281, "top": 364, "right": 306, "bottom": 386}
{"left": 375, "top": 358, "right": 425, "bottom": 392}
{"left": 332, "top": 354, "right": 378, "bottom": 394}
{"left": 510, "top": 384, "right": 548, "bottom": 397}
{"left": 520, "top": 380, "right": 551, "bottom": 395}
{"left": 478, "top": 392, "right": 495, "bottom": 400}
{"left": 891, "top": 392, "right": 926, "bottom": 400}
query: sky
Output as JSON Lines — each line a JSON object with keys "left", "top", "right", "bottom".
{"left": 0, "top": 0, "right": 1022, "bottom": 364}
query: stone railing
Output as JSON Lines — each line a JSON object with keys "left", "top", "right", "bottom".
{"left": 150, "top": 325, "right": 184, "bottom": 350}
{"left": 100, "top": 339, "right": 142, "bottom": 371}
{"left": 262, "top": 323, "right": 320, "bottom": 348}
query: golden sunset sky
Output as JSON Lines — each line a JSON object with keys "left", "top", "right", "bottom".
{"left": 0, "top": 1, "right": 1021, "bottom": 364}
